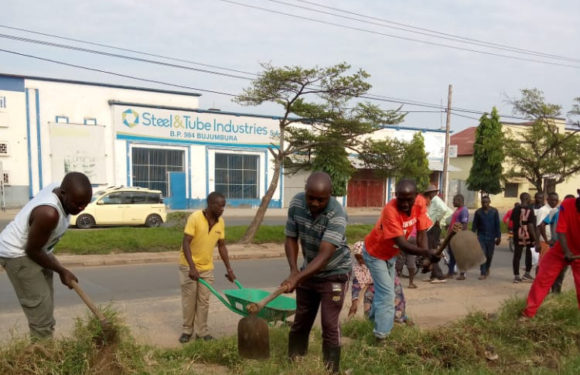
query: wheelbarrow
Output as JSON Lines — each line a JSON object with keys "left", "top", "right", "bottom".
{"left": 199, "top": 279, "right": 296, "bottom": 323}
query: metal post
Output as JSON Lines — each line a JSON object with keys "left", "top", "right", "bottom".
{"left": 441, "top": 84, "right": 453, "bottom": 202}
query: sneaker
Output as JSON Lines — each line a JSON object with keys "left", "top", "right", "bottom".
{"left": 179, "top": 333, "right": 192, "bottom": 343}
{"left": 196, "top": 334, "right": 214, "bottom": 341}
{"left": 430, "top": 278, "right": 447, "bottom": 284}
{"left": 478, "top": 275, "right": 487, "bottom": 280}
{"left": 456, "top": 274, "right": 466, "bottom": 280}
{"left": 513, "top": 276, "right": 522, "bottom": 283}
{"left": 522, "top": 273, "right": 534, "bottom": 282}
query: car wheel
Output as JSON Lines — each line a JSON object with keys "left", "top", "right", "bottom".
{"left": 145, "top": 214, "right": 162, "bottom": 227}
{"left": 76, "top": 214, "right": 95, "bottom": 229}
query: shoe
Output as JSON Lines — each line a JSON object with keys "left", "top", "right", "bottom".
{"left": 513, "top": 276, "right": 522, "bottom": 283}
{"left": 518, "top": 310, "right": 532, "bottom": 322}
{"left": 478, "top": 275, "right": 487, "bottom": 280}
{"left": 522, "top": 273, "right": 534, "bottom": 282}
{"left": 430, "top": 278, "right": 447, "bottom": 284}
{"left": 445, "top": 273, "right": 456, "bottom": 279}
{"left": 456, "top": 274, "right": 466, "bottom": 280}
{"left": 422, "top": 277, "right": 434, "bottom": 282}
{"left": 195, "top": 334, "right": 214, "bottom": 341}
{"left": 179, "top": 333, "right": 192, "bottom": 343}
{"left": 408, "top": 283, "right": 418, "bottom": 289}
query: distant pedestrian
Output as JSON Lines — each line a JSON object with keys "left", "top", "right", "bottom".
{"left": 503, "top": 202, "right": 519, "bottom": 252}
{"left": 471, "top": 196, "right": 501, "bottom": 280}
{"left": 522, "top": 191, "right": 580, "bottom": 318}
{"left": 422, "top": 185, "right": 452, "bottom": 284}
{"left": 510, "top": 192, "right": 536, "bottom": 283}
{"left": 0, "top": 172, "right": 92, "bottom": 340}
{"left": 446, "top": 194, "right": 469, "bottom": 280}
{"left": 178, "top": 192, "right": 237, "bottom": 344}
{"left": 534, "top": 192, "right": 556, "bottom": 264}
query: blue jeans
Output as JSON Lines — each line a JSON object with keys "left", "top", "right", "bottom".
{"left": 362, "top": 246, "right": 396, "bottom": 339}
{"left": 479, "top": 238, "right": 495, "bottom": 276}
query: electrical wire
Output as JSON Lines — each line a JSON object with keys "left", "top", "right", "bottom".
{"left": 217, "top": 0, "right": 580, "bottom": 69}
{"left": 293, "top": 0, "right": 580, "bottom": 63}
{"left": 0, "top": 48, "right": 237, "bottom": 96}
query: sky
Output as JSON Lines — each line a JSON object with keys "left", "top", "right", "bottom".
{"left": 1, "top": 0, "right": 579, "bottom": 132}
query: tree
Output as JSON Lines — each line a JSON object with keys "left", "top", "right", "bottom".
{"left": 397, "top": 132, "right": 431, "bottom": 192}
{"left": 466, "top": 107, "right": 504, "bottom": 194}
{"left": 504, "top": 89, "right": 580, "bottom": 192}
{"left": 234, "top": 62, "right": 404, "bottom": 243}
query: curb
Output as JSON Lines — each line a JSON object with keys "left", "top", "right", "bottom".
{"left": 53, "top": 250, "right": 287, "bottom": 269}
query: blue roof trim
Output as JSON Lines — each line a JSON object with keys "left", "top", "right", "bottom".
{"left": 0, "top": 76, "right": 25, "bottom": 92}
{"left": 0, "top": 73, "right": 201, "bottom": 97}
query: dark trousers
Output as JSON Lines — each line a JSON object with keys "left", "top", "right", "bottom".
{"left": 513, "top": 244, "right": 533, "bottom": 276}
{"left": 552, "top": 266, "right": 568, "bottom": 293}
{"left": 289, "top": 274, "right": 348, "bottom": 347}
{"left": 479, "top": 239, "right": 496, "bottom": 276}
{"left": 427, "top": 224, "right": 443, "bottom": 279}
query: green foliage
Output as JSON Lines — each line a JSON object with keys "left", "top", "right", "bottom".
{"left": 2, "top": 292, "right": 579, "bottom": 374}
{"left": 504, "top": 89, "right": 580, "bottom": 191}
{"left": 357, "top": 137, "right": 407, "bottom": 178}
{"left": 234, "top": 62, "right": 405, "bottom": 242}
{"left": 397, "top": 132, "right": 431, "bottom": 191}
{"left": 54, "top": 221, "right": 374, "bottom": 254}
{"left": 467, "top": 107, "right": 504, "bottom": 194}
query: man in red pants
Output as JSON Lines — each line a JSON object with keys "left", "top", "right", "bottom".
{"left": 522, "top": 190, "right": 580, "bottom": 318}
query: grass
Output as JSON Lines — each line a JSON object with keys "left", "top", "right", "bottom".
{"left": 55, "top": 211, "right": 374, "bottom": 255}
{"left": 1, "top": 291, "right": 579, "bottom": 374}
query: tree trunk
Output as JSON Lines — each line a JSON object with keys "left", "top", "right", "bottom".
{"left": 531, "top": 178, "right": 543, "bottom": 193}
{"left": 238, "top": 159, "right": 282, "bottom": 244}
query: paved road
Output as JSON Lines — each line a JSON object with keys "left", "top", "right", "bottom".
{"left": 0, "top": 258, "right": 289, "bottom": 312}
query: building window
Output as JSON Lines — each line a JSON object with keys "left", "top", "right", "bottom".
{"left": 55, "top": 116, "right": 69, "bottom": 124}
{"left": 504, "top": 183, "right": 519, "bottom": 198}
{"left": 132, "top": 148, "right": 184, "bottom": 197}
{"left": 84, "top": 117, "right": 97, "bottom": 125}
{"left": 215, "top": 153, "right": 259, "bottom": 199}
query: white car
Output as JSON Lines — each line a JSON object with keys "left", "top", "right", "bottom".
{"left": 70, "top": 186, "right": 167, "bottom": 229}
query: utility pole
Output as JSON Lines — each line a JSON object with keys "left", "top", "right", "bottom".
{"left": 441, "top": 84, "right": 452, "bottom": 202}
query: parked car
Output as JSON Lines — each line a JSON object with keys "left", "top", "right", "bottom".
{"left": 70, "top": 186, "right": 167, "bottom": 229}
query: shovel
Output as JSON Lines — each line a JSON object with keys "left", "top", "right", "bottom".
{"left": 421, "top": 223, "right": 462, "bottom": 273}
{"left": 70, "top": 280, "right": 116, "bottom": 343}
{"left": 238, "top": 285, "right": 288, "bottom": 359}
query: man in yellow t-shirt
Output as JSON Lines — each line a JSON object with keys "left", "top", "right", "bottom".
{"left": 178, "top": 192, "right": 236, "bottom": 343}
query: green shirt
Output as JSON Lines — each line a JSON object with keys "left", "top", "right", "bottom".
{"left": 285, "top": 192, "right": 352, "bottom": 278}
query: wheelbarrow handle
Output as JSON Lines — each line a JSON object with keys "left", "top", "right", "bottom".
{"left": 198, "top": 278, "right": 240, "bottom": 314}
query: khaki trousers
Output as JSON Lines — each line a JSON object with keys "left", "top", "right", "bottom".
{"left": 0, "top": 256, "right": 56, "bottom": 339}
{"left": 178, "top": 266, "right": 214, "bottom": 336}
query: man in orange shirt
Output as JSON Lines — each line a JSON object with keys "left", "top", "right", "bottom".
{"left": 362, "top": 179, "right": 439, "bottom": 341}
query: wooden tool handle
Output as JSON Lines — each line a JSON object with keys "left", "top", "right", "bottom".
{"left": 570, "top": 255, "right": 580, "bottom": 260}
{"left": 247, "top": 286, "right": 287, "bottom": 314}
{"left": 434, "top": 224, "right": 460, "bottom": 257}
{"left": 70, "top": 280, "right": 107, "bottom": 322}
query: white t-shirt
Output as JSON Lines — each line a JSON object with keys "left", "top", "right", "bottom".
{"left": 0, "top": 183, "right": 70, "bottom": 258}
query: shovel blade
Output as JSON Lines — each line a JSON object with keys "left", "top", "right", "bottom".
{"left": 450, "top": 231, "right": 487, "bottom": 272}
{"left": 238, "top": 315, "right": 270, "bottom": 359}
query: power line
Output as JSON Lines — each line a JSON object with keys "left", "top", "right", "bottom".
{"left": 0, "top": 33, "right": 254, "bottom": 81}
{"left": 293, "top": 0, "right": 580, "bottom": 64}
{"left": 0, "top": 48, "right": 237, "bottom": 96}
{"left": 0, "top": 36, "right": 529, "bottom": 120}
{"left": 0, "top": 24, "right": 257, "bottom": 78}
{"left": 217, "top": 0, "right": 580, "bottom": 69}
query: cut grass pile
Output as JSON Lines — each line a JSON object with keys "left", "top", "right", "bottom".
{"left": 1, "top": 291, "right": 579, "bottom": 374}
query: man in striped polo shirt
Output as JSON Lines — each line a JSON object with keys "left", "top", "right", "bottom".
{"left": 282, "top": 172, "right": 352, "bottom": 374}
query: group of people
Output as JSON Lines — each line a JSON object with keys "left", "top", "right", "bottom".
{"left": 1, "top": 171, "right": 579, "bottom": 375}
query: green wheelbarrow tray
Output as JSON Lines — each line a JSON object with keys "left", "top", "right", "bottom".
{"left": 199, "top": 279, "right": 296, "bottom": 323}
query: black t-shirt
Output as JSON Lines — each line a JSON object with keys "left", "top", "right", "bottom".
{"left": 510, "top": 205, "right": 536, "bottom": 241}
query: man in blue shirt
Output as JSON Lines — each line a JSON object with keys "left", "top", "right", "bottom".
{"left": 472, "top": 196, "right": 501, "bottom": 280}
